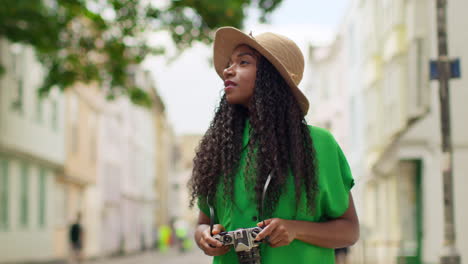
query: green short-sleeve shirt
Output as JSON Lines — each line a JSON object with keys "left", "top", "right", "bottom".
{"left": 198, "top": 123, "right": 354, "bottom": 264}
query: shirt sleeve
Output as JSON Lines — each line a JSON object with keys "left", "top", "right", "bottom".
{"left": 337, "top": 143, "right": 355, "bottom": 194}
{"left": 197, "top": 196, "right": 210, "bottom": 217}
{"left": 323, "top": 139, "right": 355, "bottom": 219}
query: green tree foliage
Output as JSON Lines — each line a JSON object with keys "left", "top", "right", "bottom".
{"left": 0, "top": 0, "right": 282, "bottom": 107}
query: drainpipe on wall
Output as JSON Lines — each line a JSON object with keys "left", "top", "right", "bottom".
{"left": 433, "top": 0, "right": 461, "bottom": 263}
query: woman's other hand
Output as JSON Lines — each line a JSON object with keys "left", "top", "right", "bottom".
{"left": 196, "top": 224, "right": 231, "bottom": 256}
{"left": 255, "top": 218, "right": 297, "bottom": 248}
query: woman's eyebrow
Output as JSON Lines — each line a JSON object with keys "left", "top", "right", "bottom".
{"left": 237, "top": 52, "right": 255, "bottom": 58}
{"left": 227, "top": 52, "right": 256, "bottom": 66}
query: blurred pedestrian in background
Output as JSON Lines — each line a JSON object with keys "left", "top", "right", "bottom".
{"left": 158, "top": 224, "right": 172, "bottom": 252}
{"left": 335, "top": 247, "right": 349, "bottom": 264}
{"left": 190, "top": 27, "right": 359, "bottom": 264}
{"left": 174, "top": 219, "right": 191, "bottom": 253}
{"left": 69, "top": 213, "right": 84, "bottom": 264}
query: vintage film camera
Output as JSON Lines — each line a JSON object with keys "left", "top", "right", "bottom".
{"left": 208, "top": 173, "right": 273, "bottom": 264}
{"left": 213, "top": 226, "right": 265, "bottom": 264}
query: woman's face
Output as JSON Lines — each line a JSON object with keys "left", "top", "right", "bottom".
{"left": 223, "top": 45, "right": 258, "bottom": 107}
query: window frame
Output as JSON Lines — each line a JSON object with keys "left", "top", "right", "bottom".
{"left": 0, "top": 159, "right": 9, "bottom": 230}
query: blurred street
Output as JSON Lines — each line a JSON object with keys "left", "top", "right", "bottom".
{"left": 86, "top": 249, "right": 211, "bottom": 264}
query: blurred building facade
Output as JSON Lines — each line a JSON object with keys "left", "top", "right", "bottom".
{"left": 304, "top": 2, "right": 366, "bottom": 261}
{"left": 0, "top": 40, "right": 65, "bottom": 262}
{"left": 63, "top": 84, "right": 102, "bottom": 258}
{"left": 0, "top": 40, "right": 177, "bottom": 263}
{"left": 97, "top": 95, "right": 124, "bottom": 256}
{"left": 119, "top": 68, "right": 157, "bottom": 253}
{"left": 152, "top": 86, "right": 176, "bottom": 229}
{"left": 173, "top": 134, "right": 203, "bottom": 227}
{"left": 305, "top": 0, "right": 468, "bottom": 263}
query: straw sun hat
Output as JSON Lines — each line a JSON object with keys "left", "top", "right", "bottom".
{"left": 213, "top": 26, "right": 309, "bottom": 115}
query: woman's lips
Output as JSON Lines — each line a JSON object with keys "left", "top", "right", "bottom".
{"left": 224, "top": 80, "right": 237, "bottom": 91}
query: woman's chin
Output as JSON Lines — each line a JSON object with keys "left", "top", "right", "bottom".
{"left": 225, "top": 95, "right": 238, "bottom": 105}
{"left": 226, "top": 94, "right": 249, "bottom": 107}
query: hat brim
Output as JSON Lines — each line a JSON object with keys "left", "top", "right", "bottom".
{"left": 213, "top": 27, "right": 309, "bottom": 115}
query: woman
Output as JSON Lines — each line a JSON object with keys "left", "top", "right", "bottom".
{"left": 189, "top": 27, "right": 359, "bottom": 264}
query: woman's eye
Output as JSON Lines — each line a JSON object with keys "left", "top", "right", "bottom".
{"left": 240, "top": 60, "right": 249, "bottom": 65}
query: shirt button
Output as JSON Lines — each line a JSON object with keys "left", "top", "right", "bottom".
{"left": 252, "top": 216, "right": 258, "bottom": 221}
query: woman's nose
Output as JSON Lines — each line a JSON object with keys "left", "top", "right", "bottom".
{"left": 223, "top": 65, "right": 235, "bottom": 78}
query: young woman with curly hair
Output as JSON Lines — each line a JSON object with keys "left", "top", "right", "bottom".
{"left": 189, "top": 27, "right": 359, "bottom": 264}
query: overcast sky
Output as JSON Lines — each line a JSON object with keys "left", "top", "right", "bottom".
{"left": 143, "top": 0, "right": 349, "bottom": 135}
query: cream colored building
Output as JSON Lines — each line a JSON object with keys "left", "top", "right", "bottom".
{"left": 309, "top": 0, "right": 468, "bottom": 264}
{"left": 60, "top": 84, "right": 102, "bottom": 259}
{"left": 363, "top": 0, "right": 468, "bottom": 263}
{"left": 304, "top": 5, "right": 367, "bottom": 262}
{"left": 305, "top": 35, "right": 350, "bottom": 150}
{"left": 116, "top": 69, "right": 157, "bottom": 253}
{"left": 0, "top": 39, "right": 172, "bottom": 261}
{"left": 152, "top": 92, "right": 177, "bottom": 228}
{"left": 97, "top": 97, "right": 125, "bottom": 256}
{"left": 173, "top": 134, "right": 203, "bottom": 227}
{"left": 0, "top": 40, "right": 65, "bottom": 263}
{"left": 306, "top": 0, "right": 468, "bottom": 264}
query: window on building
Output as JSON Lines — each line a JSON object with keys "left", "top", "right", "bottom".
{"left": 366, "top": 183, "right": 376, "bottom": 229}
{"left": 348, "top": 24, "right": 355, "bottom": 65}
{"left": 51, "top": 99, "right": 58, "bottom": 131}
{"left": 54, "top": 182, "right": 67, "bottom": 227}
{"left": 0, "top": 159, "right": 9, "bottom": 230}
{"left": 20, "top": 163, "right": 29, "bottom": 227}
{"left": 415, "top": 38, "right": 425, "bottom": 108}
{"left": 89, "top": 113, "right": 97, "bottom": 163}
{"left": 38, "top": 169, "right": 46, "bottom": 228}
{"left": 376, "top": 182, "right": 383, "bottom": 235}
{"left": 321, "top": 76, "right": 329, "bottom": 100}
{"left": 350, "top": 97, "right": 358, "bottom": 149}
{"left": 382, "top": 0, "right": 391, "bottom": 29}
{"left": 10, "top": 47, "right": 25, "bottom": 114}
{"left": 70, "top": 95, "right": 79, "bottom": 154}
{"left": 383, "top": 64, "right": 397, "bottom": 137}
{"left": 366, "top": 86, "right": 379, "bottom": 148}
{"left": 36, "top": 96, "right": 44, "bottom": 124}
{"left": 11, "top": 79, "right": 24, "bottom": 113}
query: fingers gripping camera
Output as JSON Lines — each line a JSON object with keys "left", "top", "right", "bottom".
{"left": 213, "top": 227, "right": 264, "bottom": 252}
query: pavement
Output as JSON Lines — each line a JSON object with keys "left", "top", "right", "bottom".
{"left": 86, "top": 248, "right": 212, "bottom": 264}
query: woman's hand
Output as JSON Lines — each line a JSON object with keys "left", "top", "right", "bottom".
{"left": 196, "top": 224, "right": 231, "bottom": 256}
{"left": 254, "top": 194, "right": 359, "bottom": 249}
{"left": 255, "top": 218, "right": 297, "bottom": 248}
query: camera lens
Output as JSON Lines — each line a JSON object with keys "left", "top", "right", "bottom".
{"left": 251, "top": 228, "right": 260, "bottom": 238}
{"left": 224, "top": 235, "right": 233, "bottom": 244}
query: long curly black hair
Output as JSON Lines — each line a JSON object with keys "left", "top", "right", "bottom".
{"left": 188, "top": 54, "right": 318, "bottom": 217}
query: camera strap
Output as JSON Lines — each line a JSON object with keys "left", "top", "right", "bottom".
{"left": 260, "top": 173, "right": 272, "bottom": 227}
{"left": 208, "top": 171, "right": 272, "bottom": 234}
{"left": 207, "top": 196, "right": 215, "bottom": 235}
